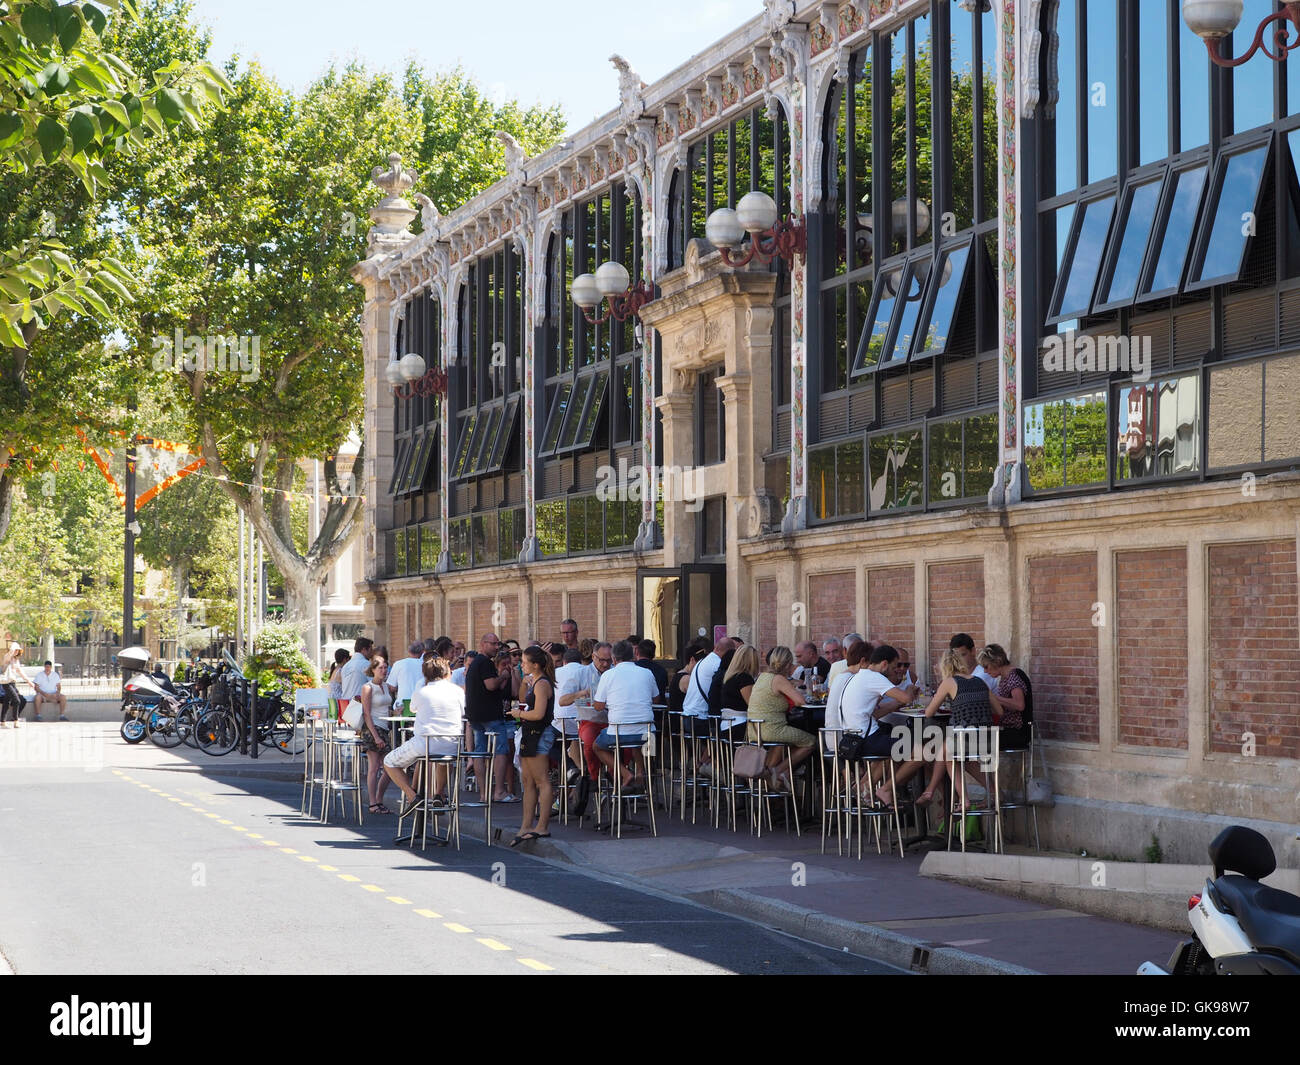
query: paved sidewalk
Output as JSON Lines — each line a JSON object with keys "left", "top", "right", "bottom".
{"left": 64, "top": 719, "right": 1182, "bottom": 974}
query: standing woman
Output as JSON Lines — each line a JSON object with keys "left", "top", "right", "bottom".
{"left": 509, "top": 646, "right": 556, "bottom": 845}
{"left": 359, "top": 656, "right": 396, "bottom": 815}
{"left": 0, "top": 643, "right": 27, "bottom": 727}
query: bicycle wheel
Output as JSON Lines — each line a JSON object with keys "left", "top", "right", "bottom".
{"left": 121, "top": 716, "right": 147, "bottom": 744}
{"left": 147, "top": 709, "right": 185, "bottom": 748}
{"left": 194, "top": 709, "right": 239, "bottom": 756}
{"left": 262, "top": 708, "right": 303, "bottom": 755}
{"left": 177, "top": 702, "right": 202, "bottom": 748}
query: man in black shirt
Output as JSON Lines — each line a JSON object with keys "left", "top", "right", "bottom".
{"left": 793, "top": 641, "right": 832, "bottom": 688}
{"left": 633, "top": 639, "right": 668, "bottom": 702}
{"left": 465, "top": 633, "right": 515, "bottom": 803}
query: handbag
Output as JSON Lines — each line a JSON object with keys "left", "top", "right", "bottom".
{"left": 1027, "top": 776, "right": 1054, "bottom": 806}
{"left": 341, "top": 699, "right": 363, "bottom": 730}
{"left": 837, "top": 730, "right": 870, "bottom": 761}
{"left": 732, "top": 743, "right": 768, "bottom": 780}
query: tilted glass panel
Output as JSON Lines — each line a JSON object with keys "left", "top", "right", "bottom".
{"left": 403, "top": 432, "right": 433, "bottom": 494}
{"left": 451, "top": 414, "right": 477, "bottom": 480}
{"left": 1190, "top": 142, "right": 1270, "bottom": 287}
{"left": 912, "top": 242, "right": 972, "bottom": 359}
{"left": 1099, "top": 176, "right": 1164, "bottom": 307}
{"left": 470, "top": 406, "right": 503, "bottom": 476}
{"left": 487, "top": 397, "right": 519, "bottom": 472}
{"left": 460, "top": 412, "right": 489, "bottom": 479}
{"left": 852, "top": 271, "right": 901, "bottom": 375}
{"left": 387, "top": 437, "right": 410, "bottom": 495}
{"left": 883, "top": 260, "right": 929, "bottom": 368}
{"left": 1052, "top": 195, "right": 1115, "bottom": 320}
{"left": 1140, "top": 164, "right": 1206, "bottom": 297}
{"left": 540, "top": 382, "right": 573, "bottom": 455}
{"left": 575, "top": 371, "right": 607, "bottom": 448}
{"left": 558, "top": 374, "right": 594, "bottom": 451}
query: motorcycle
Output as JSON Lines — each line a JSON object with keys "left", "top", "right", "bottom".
{"left": 1138, "top": 825, "right": 1300, "bottom": 975}
{"left": 121, "top": 672, "right": 189, "bottom": 747}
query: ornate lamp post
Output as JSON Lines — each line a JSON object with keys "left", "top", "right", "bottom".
{"left": 386, "top": 352, "right": 447, "bottom": 399}
{"left": 570, "top": 260, "right": 654, "bottom": 324}
{"left": 1183, "top": 0, "right": 1300, "bottom": 66}
{"left": 705, "top": 190, "right": 807, "bottom": 268}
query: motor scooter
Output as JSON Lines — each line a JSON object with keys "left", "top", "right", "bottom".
{"left": 1138, "top": 825, "right": 1300, "bottom": 975}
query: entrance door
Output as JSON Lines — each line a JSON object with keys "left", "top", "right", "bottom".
{"left": 638, "top": 564, "right": 727, "bottom": 664}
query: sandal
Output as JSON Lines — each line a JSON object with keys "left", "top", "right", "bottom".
{"left": 369, "top": 803, "right": 394, "bottom": 815}
{"left": 509, "top": 831, "right": 540, "bottom": 847}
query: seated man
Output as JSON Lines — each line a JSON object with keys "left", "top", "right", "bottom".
{"left": 33, "top": 660, "right": 68, "bottom": 721}
{"left": 592, "top": 640, "right": 659, "bottom": 792}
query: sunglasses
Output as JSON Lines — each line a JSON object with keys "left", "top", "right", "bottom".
{"left": 510, "top": 650, "right": 522, "bottom": 657}
{"left": 897, "top": 662, "right": 911, "bottom": 670}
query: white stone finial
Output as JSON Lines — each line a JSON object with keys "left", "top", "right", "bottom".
{"left": 366, "top": 151, "right": 420, "bottom": 255}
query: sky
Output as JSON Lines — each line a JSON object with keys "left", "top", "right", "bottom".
{"left": 188, "top": 0, "right": 760, "bottom": 132}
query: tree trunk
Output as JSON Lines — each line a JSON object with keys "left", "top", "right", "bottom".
{"left": 0, "top": 469, "right": 13, "bottom": 545}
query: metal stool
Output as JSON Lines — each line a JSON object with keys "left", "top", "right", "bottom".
{"left": 595, "top": 728, "right": 657, "bottom": 839}
{"left": 947, "top": 726, "right": 1002, "bottom": 853}
{"left": 301, "top": 713, "right": 330, "bottom": 818}
{"left": 997, "top": 723, "right": 1040, "bottom": 851}
{"left": 320, "top": 720, "right": 365, "bottom": 826}
{"left": 672, "top": 711, "right": 714, "bottom": 825}
{"left": 397, "top": 734, "right": 462, "bottom": 850}
{"left": 746, "top": 719, "right": 800, "bottom": 838}
{"left": 458, "top": 730, "right": 496, "bottom": 846}
{"left": 712, "top": 719, "right": 753, "bottom": 831}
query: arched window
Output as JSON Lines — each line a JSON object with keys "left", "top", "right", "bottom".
{"left": 387, "top": 289, "right": 441, "bottom": 575}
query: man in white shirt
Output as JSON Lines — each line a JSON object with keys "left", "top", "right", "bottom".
{"left": 553, "top": 649, "right": 586, "bottom": 781}
{"left": 593, "top": 641, "right": 659, "bottom": 792}
{"left": 339, "top": 637, "right": 374, "bottom": 702}
{"left": 387, "top": 641, "right": 425, "bottom": 706}
{"left": 827, "top": 633, "right": 866, "bottom": 686}
{"left": 839, "top": 644, "right": 918, "bottom": 762}
{"left": 682, "top": 636, "right": 731, "bottom": 722}
{"left": 951, "top": 633, "right": 996, "bottom": 691}
{"left": 33, "top": 660, "right": 68, "bottom": 721}
{"left": 575, "top": 643, "right": 613, "bottom": 781}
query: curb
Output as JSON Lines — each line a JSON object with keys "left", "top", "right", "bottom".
{"left": 518, "top": 831, "right": 1038, "bottom": 975}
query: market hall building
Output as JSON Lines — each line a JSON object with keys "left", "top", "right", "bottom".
{"left": 350, "top": 0, "right": 1300, "bottom": 860}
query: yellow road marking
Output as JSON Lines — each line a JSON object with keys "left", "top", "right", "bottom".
{"left": 518, "top": 959, "right": 554, "bottom": 971}
{"left": 386, "top": 896, "right": 412, "bottom": 905}
{"left": 156, "top": 793, "right": 172, "bottom": 798}
{"left": 415, "top": 909, "right": 442, "bottom": 919}
{"left": 298, "top": 856, "right": 319, "bottom": 863}
{"left": 246, "top": 832, "right": 262, "bottom": 838}
{"left": 205, "top": 813, "right": 222, "bottom": 819}
{"left": 261, "top": 840, "right": 280, "bottom": 846}
{"left": 230, "top": 826, "right": 247, "bottom": 832}
{"left": 179, "top": 802, "right": 194, "bottom": 807}
{"left": 476, "top": 938, "right": 511, "bottom": 951}
{"left": 338, "top": 874, "right": 360, "bottom": 882}
{"left": 361, "top": 885, "right": 384, "bottom": 893}
{"left": 167, "top": 798, "right": 182, "bottom": 802}
{"left": 444, "top": 922, "right": 473, "bottom": 934}
{"left": 217, "top": 819, "right": 233, "bottom": 824}
{"left": 318, "top": 864, "right": 338, "bottom": 872}
{"left": 280, "top": 847, "right": 297, "bottom": 854}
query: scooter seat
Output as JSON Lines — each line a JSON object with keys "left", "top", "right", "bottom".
{"left": 1215, "top": 874, "right": 1300, "bottom": 965}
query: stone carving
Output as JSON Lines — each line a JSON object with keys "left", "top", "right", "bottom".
{"left": 1022, "top": 0, "right": 1044, "bottom": 118}
{"left": 610, "top": 54, "right": 647, "bottom": 125}
{"left": 762, "top": 0, "right": 797, "bottom": 38}
{"left": 366, "top": 152, "right": 419, "bottom": 255}
{"left": 495, "top": 130, "right": 527, "bottom": 183}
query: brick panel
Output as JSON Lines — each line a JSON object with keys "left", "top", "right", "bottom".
{"left": 535, "top": 591, "right": 563, "bottom": 645}
{"left": 927, "top": 560, "right": 985, "bottom": 688}
{"left": 448, "top": 600, "right": 469, "bottom": 647}
{"left": 1028, "top": 553, "right": 1100, "bottom": 743}
{"left": 1209, "top": 540, "right": 1300, "bottom": 759}
{"left": 808, "top": 570, "right": 856, "bottom": 647}
{"left": 605, "top": 589, "right": 633, "bottom": 642}
{"left": 471, "top": 594, "right": 519, "bottom": 646}
{"left": 867, "top": 565, "right": 915, "bottom": 653}
{"left": 567, "top": 590, "right": 600, "bottom": 642}
{"left": 757, "top": 579, "right": 778, "bottom": 656}
{"left": 1116, "top": 549, "right": 1189, "bottom": 749}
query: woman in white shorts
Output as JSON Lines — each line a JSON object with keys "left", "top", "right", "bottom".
{"left": 383, "top": 654, "right": 465, "bottom": 809}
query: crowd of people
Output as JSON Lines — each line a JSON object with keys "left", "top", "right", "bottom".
{"left": 319, "top": 621, "right": 1034, "bottom": 839}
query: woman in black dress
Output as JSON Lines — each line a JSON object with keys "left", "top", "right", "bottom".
{"left": 509, "top": 646, "right": 556, "bottom": 845}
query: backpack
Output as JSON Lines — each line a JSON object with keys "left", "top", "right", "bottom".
{"left": 706, "top": 648, "right": 734, "bottom": 718}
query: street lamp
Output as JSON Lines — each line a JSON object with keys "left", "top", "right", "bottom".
{"left": 705, "top": 190, "right": 807, "bottom": 268}
{"left": 386, "top": 353, "right": 447, "bottom": 399}
{"left": 570, "top": 259, "right": 654, "bottom": 323}
{"left": 1183, "top": 0, "right": 1300, "bottom": 66}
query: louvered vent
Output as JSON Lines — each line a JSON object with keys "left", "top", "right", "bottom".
{"left": 849, "top": 387, "right": 874, "bottom": 430}
{"left": 910, "top": 370, "right": 934, "bottom": 417}
{"left": 976, "top": 356, "right": 999, "bottom": 405}
{"left": 542, "top": 461, "right": 563, "bottom": 498}
{"left": 1131, "top": 312, "right": 1172, "bottom": 375}
{"left": 943, "top": 360, "right": 976, "bottom": 412}
{"left": 1222, "top": 293, "right": 1276, "bottom": 358}
{"left": 820, "top": 393, "right": 848, "bottom": 439}
{"left": 575, "top": 451, "right": 599, "bottom": 491}
{"left": 1173, "top": 306, "right": 1211, "bottom": 366}
{"left": 774, "top": 409, "right": 791, "bottom": 450}
{"left": 1281, "top": 288, "right": 1300, "bottom": 349}
{"left": 881, "top": 378, "right": 909, "bottom": 425}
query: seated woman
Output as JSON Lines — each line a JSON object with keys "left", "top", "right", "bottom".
{"left": 882, "top": 648, "right": 1003, "bottom": 808}
{"left": 719, "top": 643, "right": 759, "bottom": 742}
{"left": 746, "top": 646, "right": 816, "bottom": 792}
{"left": 978, "top": 644, "right": 1032, "bottom": 749}
{"left": 383, "top": 654, "right": 465, "bottom": 810}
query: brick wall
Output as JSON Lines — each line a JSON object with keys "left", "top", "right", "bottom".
{"left": 757, "top": 579, "right": 777, "bottom": 654}
{"left": 568, "top": 590, "right": 600, "bottom": 642}
{"left": 471, "top": 594, "right": 519, "bottom": 646}
{"left": 535, "top": 591, "right": 563, "bottom": 644}
{"left": 605, "top": 589, "right": 633, "bottom": 641}
{"left": 867, "top": 565, "right": 916, "bottom": 653}
{"left": 1116, "top": 549, "right": 1189, "bottom": 750}
{"left": 407, "top": 604, "right": 418, "bottom": 648}
{"left": 808, "top": 570, "right": 856, "bottom": 646}
{"left": 448, "top": 600, "right": 469, "bottom": 647}
{"left": 1208, "top": 540, "right": 1300, "bottom": 759}
{"left": 926, "top": 560, "right": 985, "bottom": 687}
{"left": 387, "top": 602, "right": 404, "bottom": 658}
{"left": 1028, "top": 553, "right": 1099, "bottom": 743}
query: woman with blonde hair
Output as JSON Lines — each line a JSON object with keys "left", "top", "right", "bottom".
{"left": 720, "top": 643, "right": 761, "bottom": 738}
{"left": 746, "top": 645, "right": 816, "bottom": 791}
{"left": 879, "top": 647, "right": 1003, "bottom": 807}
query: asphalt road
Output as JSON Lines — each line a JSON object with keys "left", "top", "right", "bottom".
{"left": 0, "top": 720, "right": 899, "bottom": 975}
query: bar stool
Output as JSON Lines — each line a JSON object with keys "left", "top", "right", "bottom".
{"left": 596, "top": 728, "right": 657, "bottom": 839}
{"left": 712, "top": 718, "right": 753, "bottom": 831}
{"left": 457, "top": 730, "right": 496, "bottom": 846}
{"left": 997, "top": 723, "right": 1040, "bottom": 851}
{"left": 300, "top": 712, "right": 330, "bottom": 818}
{"left": 946, "top": 726, "right": 1003, "bottom": 854}
{"left": 551, "top": 717, "right": 583, "bottom": 825}
{"left": 840, "top": 741, "right": 905, "bottom": 858}
{"left": 672, "top": 711, "right": 713, "bottom": 825}
{"left": 397, "top": 734, "right": 462, "bottom": 851}
{"left": 296, "top": 689, "right": 328, "bottom": 815}
{"left": 320, "top": 719, "right": 365, "bottom": 826}
{"left": 746, "top": 719, "right": 800, "bottom": 838}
